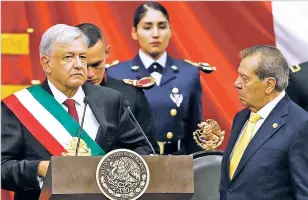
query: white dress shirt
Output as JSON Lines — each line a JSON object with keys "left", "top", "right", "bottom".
{"left": 48, "top": 80, "right": 100, "bottom": 140}
{"left": 139, "top": 49, "right": 167, "bottom": 86}
{"left": 231, "top": 91, "right": 286, "bottom": 158}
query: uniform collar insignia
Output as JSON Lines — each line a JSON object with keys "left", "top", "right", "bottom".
{"left": 131, "top": 65, "right": 140, "bottom": 71}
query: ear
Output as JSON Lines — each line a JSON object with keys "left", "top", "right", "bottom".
{"left": 105, "top": 45, "right": 111, "bottom": 59}
{"left": 265, "top": 77, "right": 277, "bottom": 94}
{"left": 131, "top": 27, "right": 138, "bottom": 40}
{"left": 40, "top": 56, "right": 52, "bottom": 75}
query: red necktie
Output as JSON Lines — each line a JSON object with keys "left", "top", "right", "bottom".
{"left": 64, "top": 99, "right": 79, "bottom": 123}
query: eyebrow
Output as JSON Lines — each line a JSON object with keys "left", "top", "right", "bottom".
{"left": 239, "top": 72, "right": 249, "bottom": 78}
{"left": 142, "top": 21, "right": 168, "bottom": 25}
{"left": 63, "top": 52, "right": 87, "bottom": 56}
{"left": 88, "top": 60, "right": 103, "bottom": 67}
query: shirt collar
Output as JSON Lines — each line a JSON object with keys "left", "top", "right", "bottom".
{"left": 256, "top": 90, "right": 286, "bottom": 119}
{"left": 138, "top": 49, "right": 167, "bottom": 69}
{"left": 47, "top": 79, "right": 85, "bottom": 106}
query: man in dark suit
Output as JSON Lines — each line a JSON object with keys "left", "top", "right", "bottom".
{"left": 286, "top": 61, "right": 308, "bottom": 111}
{"left": 1, "top": 24, "right": 151, "bottom": 200}
{"left": 76, "top": 23, "right": 160, "bottom": 154}
{"left": 220, "top": 45, "right": 308, "bottom": 200}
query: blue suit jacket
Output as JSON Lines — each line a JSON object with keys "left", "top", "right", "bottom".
{"left": 220, "top": 95, "right": 308, "bottom": 200}
{"left": 107, "top": 54, "right": 202, "bottom": 154}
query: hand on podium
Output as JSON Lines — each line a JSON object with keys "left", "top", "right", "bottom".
{"left": 37, "top": 161, "right": 50, "bottom": 177}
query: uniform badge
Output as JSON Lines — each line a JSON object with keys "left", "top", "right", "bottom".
{"left": 123, "top": 76, "right": 156, "bottom": 89}
{"left": 170, "top": 87, "right": 183, "bottom": 107}
{"left": 131, "top": 65, "right": 139, "bottom": 71}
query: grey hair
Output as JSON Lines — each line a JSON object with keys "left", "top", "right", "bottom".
{"left": 39, "top": 24, "right": 89, "bottom": 57}
{"left": 239, "top": 45, "right": 289, "bottom": 92}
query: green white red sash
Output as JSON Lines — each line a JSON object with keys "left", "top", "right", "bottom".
{"left": 2, "top": 85, "right": 106, "bottom": 156}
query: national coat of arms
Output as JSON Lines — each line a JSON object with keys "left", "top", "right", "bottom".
{"left": 96, "top": 149, "right": 150, "bottom": 200}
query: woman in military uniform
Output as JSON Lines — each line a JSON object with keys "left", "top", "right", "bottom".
{"left": 107, "top": 2, "right": 203, "bottom": 155}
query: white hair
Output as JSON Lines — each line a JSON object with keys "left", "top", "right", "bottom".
{"left": 39, "top": 24, "right": 89, "bottom": 57}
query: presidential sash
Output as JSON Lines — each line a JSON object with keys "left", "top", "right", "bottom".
{"left": 2, "top": 85, "right": 106, "bottom": 156}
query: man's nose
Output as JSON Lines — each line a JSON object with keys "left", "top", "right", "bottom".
{"left": 87, "top": 67, "right": 94, "bottom": 78}
{"left": 234, "top": 77, "right": 241, "bottom": 88}
{"left": 74, "top": 57, "right": 84, "bottom": 69}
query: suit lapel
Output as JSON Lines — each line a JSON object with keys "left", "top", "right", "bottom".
{"left": 132, "top": 54, "right": 151, "bottom": 79}
{"left": 82, "top": 83, "right": 107, "bottom": 143}
{"left": 41, "top": 79, "right": 53, "bottom": 96}
{"left": 231, "top": 96, "right": 289, "bottom": 182}
{"left": 160, "top": 56, "right": 178, "bottom": 86}
{"left": 225, "top": 109, "right": 250, "bottom": 182}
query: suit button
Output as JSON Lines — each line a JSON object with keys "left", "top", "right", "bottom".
{"left": 167, "top": 132, "right": 173, "bottom": 139}
{"left": 227, "top": 189, "right": 232, "bottom": 194}
{"left": 170, "top": 109, "right": 177, "bottom": 116}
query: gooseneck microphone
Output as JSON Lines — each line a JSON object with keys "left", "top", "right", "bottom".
{"left": 75, "top": 96, "right": 89, "bottom": 156}
{"left": 123, "top": 100, "right": 156, "bottom": 155}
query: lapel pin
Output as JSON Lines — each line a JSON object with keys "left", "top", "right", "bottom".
{"left": 272, "top": 123, "right": 278, "bottom": 128}
{"left": 131, "top": 65, "right": 139, "bottom": 71}
{"left": 171, "top": 65, "right": 179, "bottom": 72}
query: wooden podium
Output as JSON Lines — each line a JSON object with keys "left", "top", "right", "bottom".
{"left": 39, "top": 155, "right": 194, "bottom": 200}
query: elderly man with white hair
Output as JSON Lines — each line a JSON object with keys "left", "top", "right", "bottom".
{"left": 1, "top": 24, "right": 152, "bottom": 200}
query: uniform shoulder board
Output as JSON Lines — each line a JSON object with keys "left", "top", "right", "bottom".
{"left": 184, "top": 59, "right": 216, "bottom": 74}
{"left": 122, "top": 77, "right": 156, "bottom": 90}
{"left": 105, "top": 60, "right": 120, "bottom": 68}
{"left": 289, "top": 64, "right": 301, "bottom": 73}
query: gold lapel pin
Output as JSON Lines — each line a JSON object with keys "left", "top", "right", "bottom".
{"left": 131, "top": 65, "right": 139, "bottom": 71}
{"left": 272, "top": 123, "right": 278, "bottom": 128}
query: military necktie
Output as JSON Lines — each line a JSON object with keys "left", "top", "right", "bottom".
{"left": 229, "top": 112, "right": 262, "bottom": 179}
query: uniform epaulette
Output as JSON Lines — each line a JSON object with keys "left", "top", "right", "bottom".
{"left": 289, "top": 64, "right": 301, "bottom": 73}
{"left": 122, "top": 77, "right": 156, "bottom": 90}
{"left": 105, "top": 60, "right": 120, "bottom": 68}
{"left": 184, "top": 59, "right": 216, "bottom": 74}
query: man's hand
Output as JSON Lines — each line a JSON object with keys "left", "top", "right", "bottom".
{"left": 37, "top": 161, "right": 50, "bottom": 177}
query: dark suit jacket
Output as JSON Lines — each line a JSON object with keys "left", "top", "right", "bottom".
{"left": 102, "top": 76, "right": 160, "bottom": 154}
{"left": 287, "top": 61, "right": 308, "bottom": 111}
{"left": 220, "top": 96, "right": 308, "bottom": 200}
{"left": 1, "top": 81, "right": 152, "bottom": 200}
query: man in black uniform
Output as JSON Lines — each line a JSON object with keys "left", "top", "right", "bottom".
{"left": 76, "top": 23, "right": 160, "bottom": 154}
{"left": 286, "top": 61, "right": 308, "bottom": 111}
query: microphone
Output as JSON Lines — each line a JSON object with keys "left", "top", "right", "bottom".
{"left": 123, "top": 100, "right": 156, "bottom": 155}
{"left": 75, "top": 96, "right": 89, "bottom": 156}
